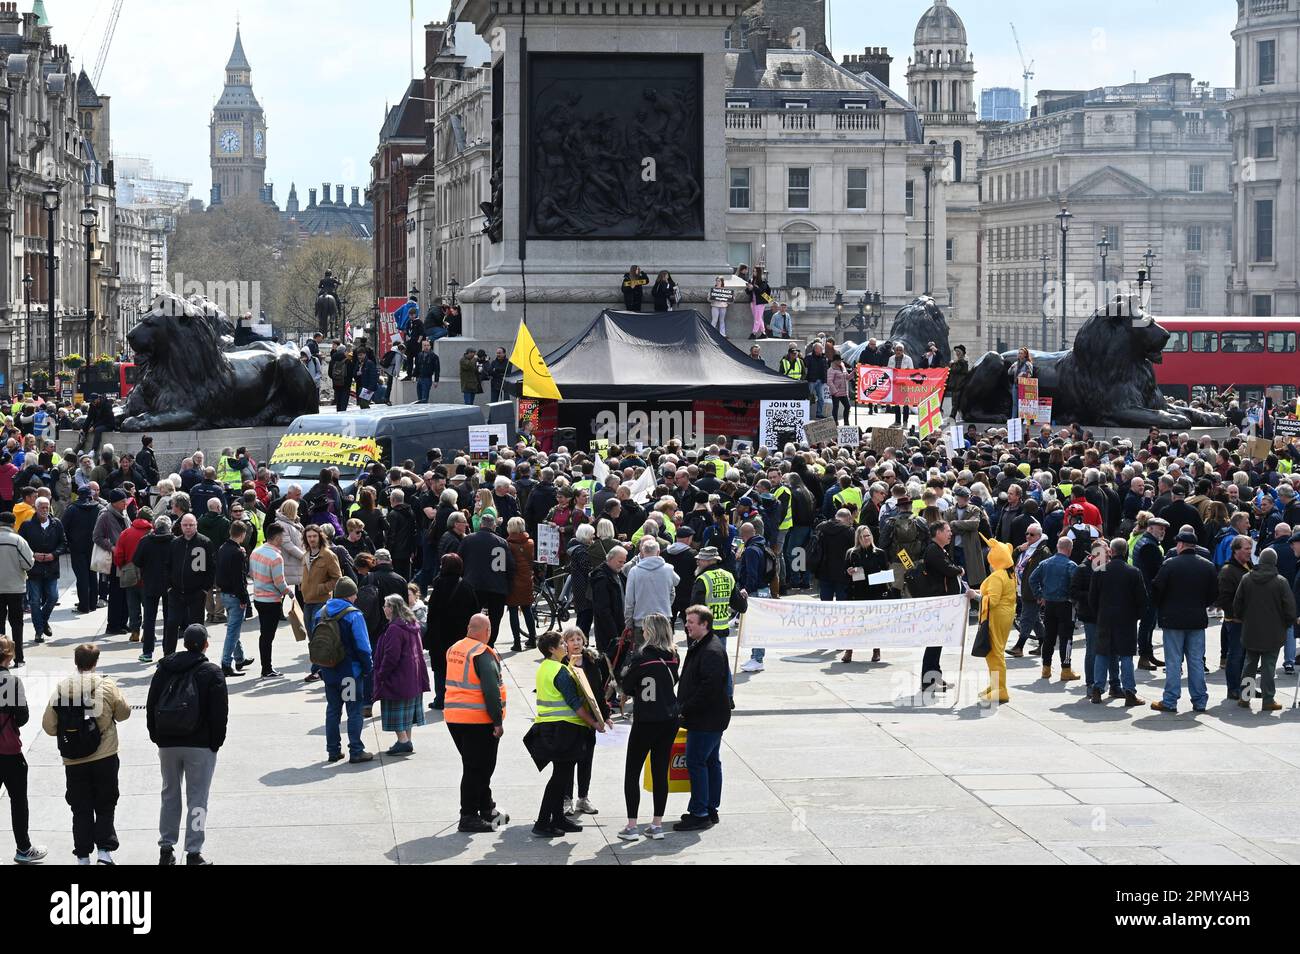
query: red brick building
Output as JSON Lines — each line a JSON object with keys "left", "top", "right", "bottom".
{"left": 367, "top": 80, "right": 427, "bottom": 304}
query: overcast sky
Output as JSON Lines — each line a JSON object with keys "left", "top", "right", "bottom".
{"left": 57, "top": 0, "right": 1237, "bottom": 206}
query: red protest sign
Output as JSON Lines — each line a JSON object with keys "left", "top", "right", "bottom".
{"left": 857, "top": 367, "right": 949, "bottom": 407}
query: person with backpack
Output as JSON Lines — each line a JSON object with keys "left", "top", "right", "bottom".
{"left": 0, "top": 635, "right": 46, "bottom": 863}
{"left": 328, "top": 344, "right": 354, "bottom": 412}
{"left": 41, "top": 643, "right": 130, "bottom": 865}
{"left": 735, "top": 521, "right": 778, "bottom": 673}
{"left": 879, "top": 487, "right": 926, "bottom": 597}
{"left": 312, "top": 576, "right": 374, "bottom": 764}
{"left": 146, "top": 623, "right": 228, "bottom": 866}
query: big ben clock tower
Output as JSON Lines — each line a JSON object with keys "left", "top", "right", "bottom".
{"left": 209, "top": 26, "right": 267, "bottom": 204}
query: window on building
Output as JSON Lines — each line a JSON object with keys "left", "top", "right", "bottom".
{"left": 845, "top": 244, "right": 869, "bottom": 290}
{"left": 729, "top": 167, "right": 750, "bottom": 210}
{"left": 1191, "top": 331, "right": 1218, "bottom": 352}
{"left": 1254, "top": 294, "right": 1274, "bottom": 317}
{"left": 1258, "top": 39, "right": 1277, "bottom": 85}
{"left": 728, "top": 241, "right": 752, "bottom": 269}
{"left": 1185, "top": 273, "right": 1203, "bottom": 311}
{"left": 846, "top": 168, "right": 868, "bottom": 210}
{"left": 904, "top": 247, "right": 914, "bottom": 292}
{"left": 1102, "top": 224, "right": 1120, "bottom": 250}
{"left": 946, "top": 238, "right": 954, "bottom": 262}
{"left": 1187, "top": 225, "right": 1202, "bottom": 252}
{"left": 1163, "top": 331, "right": 1188, "bottom": 353}
{"left": 1189, "top": 164, "right": 1205, "bottom": 193}
{"left": 785, "top": 242, "right": 811, "bottom": 288}
{"left": 1221, "top": 331, "right": 1265, "bottom": 353}
{"left": 1268, "top": 331, "right": 1296, "bottom": 352}
{"left": 1255, "top": 126, "right": 1276, "bottom": 159}
{"left": 905, "top": 180, "right": 915, "bottom": 217}
{"left": 1254, "top": 198, "right": 1274, "bottom": 262}
{"left": 787, "top": 168, "right": 810, "bottom": 209}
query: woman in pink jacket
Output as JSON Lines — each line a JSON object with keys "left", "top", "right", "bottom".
{"left": 827, "top": 355, "right": 852, "bottom": 426}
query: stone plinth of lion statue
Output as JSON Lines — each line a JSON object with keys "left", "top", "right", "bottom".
{"left": 957, "top": 296, "right": 1225, "bottom": 429}
{"left": 116, "top": 292, "right": 319, "bottom": 431}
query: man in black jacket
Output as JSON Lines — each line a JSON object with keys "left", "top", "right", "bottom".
{"left": 213, "top": 522, "right": 253, "bottom": 676}
{"left": 523, "top": 468, "right": 558, "bottom": 538}
{"left": 1088, "top": 538, "right": 1148, "bottom": 707}
{"left": 589, "top": 547, "right": 627, "bottom": 658}
{"left": 457, "top": 513, "right": 514, "bottom": 646}
{"left": 812, "top": 509, "right": 855, "bottom": 601}
{"left": 136, "top": 436, "right": 160, "bottom": 488}
{"left": 369, "top": 549, "right": 409, "bottom": 604}
{"left": 385, "top": 489, "right": 418, "bottom": 580}
{"left": 1158, "top": 484, "right": 1204, "bottom": 553}
{"left": 19, "top": 497, "right": 65, "bottom": 643}
{"left": 132, "top": 516, "right": 174, "bottom": 664}
{"left": 164, "top": 514, "right": 214, "bottom": 657}
{"left": 1131, "top": 517, "right": 1168, "bottom": 670}
{"left": 1150, "top": 529, "right": 1219, "bottom": 713}
{"left": 916, "top": 521, "right": 964, "bottom": 699}
{"left": 675, "top": 604, "right": 731, "bottom": 833}
{"left": 147, "top": 623, "right": 228, "bottom": 866}
{"left": 62, "top": 486, "right": 103, "bottom": 614}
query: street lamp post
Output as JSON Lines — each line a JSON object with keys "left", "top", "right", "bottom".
{"left": 832, "top": 288, "right": 844, "bottom": 334}
{"left": 42, "top": 186, "right": 60, "bottom": 392}
{"left": 1055, "top": 204, "right": 1072, "bottom": 350}
{"left": 922, "top": 141, "right": 945, "bottom": 295}
{"left": 1097, "top": 235, "right": 1110, "bottom": 313}
{"left": 22, "top": 273, "right": 32, "bottom": 390}
{"left": 1039, "top": 251, "right": 1050, "bottom": 350}
{"left": 1140, "top": 246, "right": 1156, "bottom": 309}
{"left": 81, "top": 205, "right": 98, "bottom": 362}
{"left": 448, "top": 277, "right": 459, "bottom": 307}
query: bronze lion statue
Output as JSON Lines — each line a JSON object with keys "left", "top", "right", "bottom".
{"left": 957, "top": 296, "right": 1225, "bottom": 429}
{"left": 117, "top": 293, "right": 319, "bottom": 431}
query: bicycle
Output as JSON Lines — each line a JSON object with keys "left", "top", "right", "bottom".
{"left": 533, "top": 567, "right": 572, "bottom": 633}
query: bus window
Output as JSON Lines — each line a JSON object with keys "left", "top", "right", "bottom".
{"left": 1267, "top": 331, "right": 1296, "bottom": 353}
{"left": 1191, "top": 331, "right": 1218, "bottom": 352}
{"left": 1191, "top": 385, "right": 1218, "bottom": 404}
{"left": 1220, "top": 331, "right": 1265, "bottom": 353}
{"left": 1161, "top": 383, "right": 1190, "bottom": 402}
{"left": 1270, "top": 385, "right": 1297, "bottom": 402}
{"left": 1163, "top": 331, "right": 1188, "bottom": 352}
{"left": 1239, "top": 386, "right": 1264, "bottom": 405}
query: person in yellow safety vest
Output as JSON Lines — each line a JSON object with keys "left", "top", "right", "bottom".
{"left": 690, "top": 547, "right": 748, "bottom": 695}
{"left": 530, "top": 630, "right": 606, "bottom": 838}
{"left": 571, "top": 462, "right": 599, "bottom": 501}
{"left": 773, "top": 482, "right": 793, "bottom": 533}
{"left": 832, "top": 475, "right": 863, "bottom": 518}
{"left": 444, "top": 614, "right": 509, "bottom": 833}
{"left": 216, "top": 447, "right": 243, "bottom": 490}
{"left": 779, "top": 345, "right": 805, "bottom": 381}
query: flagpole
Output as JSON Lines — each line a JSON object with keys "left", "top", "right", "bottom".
{"left": 410, "top": 0, "right": 415, "bottom": 82}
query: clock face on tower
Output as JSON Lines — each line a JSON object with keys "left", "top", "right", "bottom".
{"left": 219, "top": 129, "right": 241, "bottom": 154}
{"left": 254, "top": 129, "right": 265, "bottom": 156}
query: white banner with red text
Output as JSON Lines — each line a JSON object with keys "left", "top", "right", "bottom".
{"left": 736, "top": 594, "right": 968, "bottom": 651}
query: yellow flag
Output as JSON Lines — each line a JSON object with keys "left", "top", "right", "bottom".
{"left": 509, "top": 320, "right": 562, "bottom": 401}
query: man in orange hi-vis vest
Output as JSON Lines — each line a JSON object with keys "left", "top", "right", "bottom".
{"left": 445, "top": 614, "right": 509, "bottom": 833}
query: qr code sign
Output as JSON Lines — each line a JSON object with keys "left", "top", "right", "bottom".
{"left": 759, "top": 400, "right": 809, "bottom": 450}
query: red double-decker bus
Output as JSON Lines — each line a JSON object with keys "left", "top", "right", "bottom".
{"left": 1156, "top": 317, "right": 1300, "bottom": 407}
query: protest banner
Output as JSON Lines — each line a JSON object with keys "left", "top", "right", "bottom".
{"left": 270, "top": 432, "right": 379, "bottom": 468}
{"left": 468, "top": 424, "right": 509, "bottom": 455}
{"left": 837, "top": 426, "right": 860, "bottom": 447}
{"left": 759, "top": 400, "right": 809, "bottom": 449}
{"left": 855, "top": 366, "right": 950, "bottom": 407}
{"left": 736, "top": 594, "right": 967, "bottom": 652}
{"left": 536, "top": 523, "right": 561, "bottom": 565}
{"left": 802, "top": 417, "right": 837, "bottom": 446}
{"left": 1274, "top": 417, "right": 1300, "bottom": 440}
{"left": 1248, "top": 437, "right": 1273, "bottom": 461}
{"left": 1005, "top": 417, "right": 1025, "bottom": 444}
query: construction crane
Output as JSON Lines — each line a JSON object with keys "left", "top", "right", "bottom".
{"left": 92, "top": 0, "right": 124, "bottom": 88}
{"left": 1010, "top": 22, "right": 1034, "bottom": 118}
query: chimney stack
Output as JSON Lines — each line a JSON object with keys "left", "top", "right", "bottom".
{"left": 351, "top": 186, "right": 360, "bottom": 207}
{"left": 745, "top": 19, "right": 769, "bottom": 71}
{"left": 308, "top": 188, "right": 317, "bottom": 209}
{"left": 841, "top": 46, "right": 893, "bottom": 88}
{"left": 335, "top": 185, "right": 344, "bottom": 205}
{"left": 321, "top": 181, "right": 332, "bottom": 205}
{"left": 0, "top": 3, "right": 21, "bottom": 36}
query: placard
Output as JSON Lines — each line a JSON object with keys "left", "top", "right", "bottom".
{"left": 836, "top": 426, "right": 860, "bottom": 448}
{"left": 855, "top": 366, "right": 949, "bottom": 407}
{"left": 759, "top": 400, "right": 809, "bottom": 450}
{"left": 1005, "top": 417, "right": 1025, "bottom": 444}
{"left": 802, "top": 417, "right": 837, "bottom": 446}
{"left": 1247, "top": 436, "right": 1273, "bottom": 461}
{"left": 731, "top": 439, "right": 753, "bottom": 454}
{"left": 737, "top": 594, "right": 968, "bottom": 651}
{"left": 1274, "top": 418, "right": 1300, "bottom": 440}
{"left": 536, "top": 523, "right": 561, "bottom": 565}
{"left": 869, "top": 426, "right": 905, "bottom": 452}
{"left": 468, "top": 424, "right": 509, "bottom": 455}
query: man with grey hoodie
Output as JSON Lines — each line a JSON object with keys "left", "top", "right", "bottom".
{"left": 623, "top": 536, "right": 679, "bottom": 641}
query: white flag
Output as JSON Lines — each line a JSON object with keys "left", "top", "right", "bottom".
{"left": 628, "top": 465, "right": 656, "bottom": 504}
{"left": 592, "top": 453, "right": 609, "bottom": 484}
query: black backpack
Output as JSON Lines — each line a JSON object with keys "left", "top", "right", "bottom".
{"left": 54, "top": 693, "right": 102, "bottom": 760}
{"left": 329, "top": 356, "right": 349, "bottom": 387}
{"left": 154, "top": 663, "right": 202, "bottom": 737}
{"left": 891, "top": 511, "right": 924, "bottom": 561}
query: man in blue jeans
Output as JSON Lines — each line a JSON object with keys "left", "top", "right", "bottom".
{"left": 413, "top": 338, "right": 440, "bottom": 404}
{"left": 19, "top": 497, "right": 65, "bottom": 643}
{"left": 316, "top": 577, "right": 374, "bottom": 764}
{"left": 1217, "top": 534, "right": 1253, "bottom": 700}
{"left": 1150, "top": 529, "right": 1219, "bottom": 713}
{"left": 675, "top": 605, "right": 731, "bottom": 832}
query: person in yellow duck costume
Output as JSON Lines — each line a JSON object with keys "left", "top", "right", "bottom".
{"left": 975, "top": 535, "right": 1018, "bottom": 703}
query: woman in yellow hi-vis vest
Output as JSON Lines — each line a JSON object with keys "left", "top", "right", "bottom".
{"left": 525, "top": 631, "right": 606, "bottom": 838}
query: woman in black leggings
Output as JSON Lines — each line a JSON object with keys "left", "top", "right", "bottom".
{"left": 0, "top": 637, "right": 46, "bottom": 862}
{"left": 616, "top": 614, "right": 681, "bottom": 842}
{"left": 562, "top": 627, "right": 612, "bottom": 817}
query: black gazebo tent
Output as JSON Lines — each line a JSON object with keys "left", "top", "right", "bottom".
{"left": 503, "top": 309, "right": 808, "bottom": 401}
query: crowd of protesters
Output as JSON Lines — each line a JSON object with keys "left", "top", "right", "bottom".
{"left": 6, "top": 375, "right": 1300, "bottom": 860}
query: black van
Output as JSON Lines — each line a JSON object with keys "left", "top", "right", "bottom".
{"left": 269, "top": 404, "right": 510, "bottom": 494}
